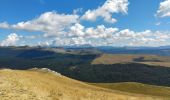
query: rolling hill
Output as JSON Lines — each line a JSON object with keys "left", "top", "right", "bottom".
{"left": 92, "top": 54, "right": 170, "bottom": 67}
{"left": 90, "top": 82, "right": 170, "bottom": 98}
{"left": 97, "top": 46, "right": 170, "bottom": 56}
{"left": 0, "top": 69, "right": 165, "bottom": 100}
{"left": 1, "top": 47, "right": 170, "bottom": 87}
{"left": 65, "top": 63, "right": 170, "bottom": 87}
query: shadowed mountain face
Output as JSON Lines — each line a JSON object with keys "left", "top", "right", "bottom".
{"left": 0, "top": 47, "right": 99, "bottom": 69}
{"left": 1, "top": 47, "right": 170, "bottom": 87}
{"left": 64, "top": 63, "right": 170, "bottom": 87}
{"left": 16, "top": 49, "right": 55, "bottom": 59}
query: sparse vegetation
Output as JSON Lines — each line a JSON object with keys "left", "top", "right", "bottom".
{"left": 0, "top": 69, "right": 165, "bottom": 100}
{"left": 92, "top": 54, "right": 170, "bottom": 67}
{"left": 90, "top": 82, "right": 170, "bottom": 98}
{"left": 1, "top": 47, "right": 170, "bottom": 99}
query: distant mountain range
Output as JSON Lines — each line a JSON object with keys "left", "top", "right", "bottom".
{"left": 59, "top": 45, "right": 170, "bottom": 56}
{"left": 1, "top": 46, "right": 170, "bottom": 87}
{"left": 2, "top": 45, "right": 170, "bottom": 56}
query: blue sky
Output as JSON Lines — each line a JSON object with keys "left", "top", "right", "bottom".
{"left": 0, "top": 0, "right": 170, "bottom": 47}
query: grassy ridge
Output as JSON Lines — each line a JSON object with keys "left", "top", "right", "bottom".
{"left": 90, "top": 82, "right": 170, "bottom": 98}
{"left": 0, "top": 69, "right": 163, "bottom": 100}
{"left": 2, "top": 47, "right": 170, "bottom": 87}
{"left": 92, "top": 54, "right": 170, "bottom": 67}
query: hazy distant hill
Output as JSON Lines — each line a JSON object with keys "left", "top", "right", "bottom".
{"left": 97, "top": 46, "right": 170, "bottom": 56}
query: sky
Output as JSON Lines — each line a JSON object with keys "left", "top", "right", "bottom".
{"left": 0, "top": 0, "right": 170, "bottom": 47}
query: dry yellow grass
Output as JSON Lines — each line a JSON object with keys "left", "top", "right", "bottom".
{"left": 92, "top": 54, "right": 170, "bottom": 67}
{"left": 0, "top": 69, "right": 168, "bottom": 100}
{"left": 90, "top": 82, "right": 170, "bottom": 98}
{"left": 138, "top": 62, "right": 170, "bottom": 67}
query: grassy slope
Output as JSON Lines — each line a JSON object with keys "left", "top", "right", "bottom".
{"left": 90, "top": 82, "right": 170, "bottom": 98}
{"left": 92, "top": 54, "right": 170, "bottom": 67}
{"left": 138, "top": 62, "right": 170, "bottom": 67}
{"left": 0, "top": 69, "right": 165, "bottom": 100}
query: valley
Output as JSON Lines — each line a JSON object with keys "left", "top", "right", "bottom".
{"left": 0, "top": 69, "right": 165, "bottom": 100}
{"left": 1, "top": 46, "right": 170, "bottom": 99}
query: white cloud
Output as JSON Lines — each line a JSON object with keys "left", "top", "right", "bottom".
{"left": 33, "top": 23, "right": 120, "bottom": 46}
{"left": 155, "top": 22, "right": 161, "bottom": 26}
{"left": 128, "top": 30, "right": 170, "bottom": 46}
{"left": 0, "top": 8, "right": 170, "bottom": 47}
{"left": 69, "top": 23, "right": 119, "bottom": 38}
{"left": 0, "top": 33, "right": 22, "bottom": 46}
{"left": 157, "top": 0, "right": 170, "bottom": 17}
{"left": 1, "top": 12, "right": 79, "bottom": 37}
{"left": 1, "top": 21, "right": 170, "bottom": 47}
{"left": 39, "top": 37, "right": 91, "bottom": 47}
{"left": 0, "top": 22, "right": 9, "bottom": 29}
{"left": 81, "top": 0, "right": 129, "bottom": 23}
{"left": 76, "top": 25, "right": 170, "bottom": 46}
{"left": 38, "top": 41, "right": 51, "bottom": 47}
{"left": 37, "top": 23, "right": 170, "bottom": 47}
{"left": 70, "top": 23, "right": 85, "bottom": 37}
{"left": 73, "top": 8, "right": 83, "bottom": 14}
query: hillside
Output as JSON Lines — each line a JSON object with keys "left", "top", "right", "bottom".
{"left": 0, "top": 47, "right": 98, "bottom": 69}
{"left": 0, "top": 69, "right": 165, "bottom": 100}
{"left": 1, "top": 47, "right": 170, "bottom": 87}
{"left": 91, "top": 82, "right": 170, "bottom": 98}
{"left": 92, "top": 54, "right": 170, "bottom": 67}
{"left": 97, "top": 47, "right": 170, "bottom": 56}
{"left": 65, "top": 63, "right": 170, "bottom": 87}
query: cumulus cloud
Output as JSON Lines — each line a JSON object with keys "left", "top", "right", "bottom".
{"left": 36, "top": 23, "right": 170, "bottom": 47}
{"left": 0, "top": 33, "right": 22, "bottom": 46}
{"left": 0, "top": 12, "right": 79, "bottom": 37}
{"left": 0, "top": 5, "right": 170, "bottom": 47}
{"left": 127, "top": 30, "right": 170, "bottom": 46}
{"left": 157, "top": 0, "right": 170, "bottom": 17}
{"left": 73, "top": 8, "right": 83, "bottom": 14}
{"left": 0, "top": 21, "right": 170, "bottom": 47}
{"left": 81, "top": 0, "right": 129, "bottom": 23}
{"left": 0, "top": 22, "right": 9, "bottom": 29}
{"left": 68, "top": 24, "right": 170, "bottom": 46}
{"left": 32, "top": 23, "right": 120, "bottom": 46}
{"left": 69, "top": 23, "right": 119, "bottom": 38}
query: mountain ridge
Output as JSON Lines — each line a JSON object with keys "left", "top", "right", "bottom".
{"left": 0, "top": 69, "right": 165, "bottom": 100}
